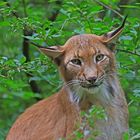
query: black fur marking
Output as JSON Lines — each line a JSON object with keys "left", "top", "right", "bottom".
{"left": 107, "top": 85, "right": 115, "bottom": 97}
{"left": 107, "top": 43, "right": 116, "bottom": 52}
{"left": 111, "top": 15, "right": 128, "bottom": 37}
{"left": 54, "top": 58, "right": 61, "bottom": 66}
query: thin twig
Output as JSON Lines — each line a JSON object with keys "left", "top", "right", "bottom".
{"left": 48, "top": 0, "right": 62, "bottom": 21}
{"left": 22, "top": 0, "right": 27, "bottom": 17}
{"left": 6, "top": 3, "right": 19, "bottom": 18}
{"left": 94, "top": 0, "right": 123, "bottom": 18}
{"left": 117, "top": 48, "right": 140, "bottom": 57}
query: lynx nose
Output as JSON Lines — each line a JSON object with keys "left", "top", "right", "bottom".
{"left": 87, "top": 77, "right": 97, "bottom": 84}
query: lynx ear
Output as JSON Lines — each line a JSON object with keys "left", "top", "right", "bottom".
{"left": 101, "top": 16, "right": 127, "bottom": 44}
{"left": 30, "top": 41, "right": 64, "bottom": 60}
{"left": 39, "top": 46, "right": 64, "bottom": 59}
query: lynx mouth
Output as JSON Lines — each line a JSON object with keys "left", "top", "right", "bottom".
{"left": 80, "top": 83, "right": 101, "bottom": 89}
{"left": 79, "top": 79, "right": 103, "bottom": 89}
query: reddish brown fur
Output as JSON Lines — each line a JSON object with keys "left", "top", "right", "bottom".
{"left": 7, "top": 89, "right": 79, "bottom": 140}
{"left": 7, "top": 33, "right": 128, "bottom": 140}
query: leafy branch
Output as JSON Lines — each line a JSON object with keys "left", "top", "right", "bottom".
{"left": 4, "top": 0, "right": 63, "bottom": 98}
{"left": 117, "top": 48, "right": 140, "bottom": 57}
{"left": 94, "top": 0, "right": 123, "bottom": 18}
{"left": 6, "top": 1, "right": 41, "bottom": 96}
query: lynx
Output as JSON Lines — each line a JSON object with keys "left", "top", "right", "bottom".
{"left": 7, "top": 17, "right": 128, "bottom": 140}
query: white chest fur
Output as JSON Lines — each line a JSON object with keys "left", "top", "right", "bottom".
{"left": 66, "top": 78, "right": 128, "bottom": 140}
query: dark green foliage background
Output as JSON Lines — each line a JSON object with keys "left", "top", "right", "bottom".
{"left": 0, "top": 0, "right": 140, "bottom": 139}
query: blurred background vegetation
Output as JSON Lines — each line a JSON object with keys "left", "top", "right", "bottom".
{"left": 0, "top": 0, "right": 140, "bottom": 139}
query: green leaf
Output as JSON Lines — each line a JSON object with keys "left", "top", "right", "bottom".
{"left": 123, "top": 132, "right": 130, "bottom": 140}
{"left": 0, "top": 21, "right": 10, "bottom": 26}
{"left": 0, "top": 2, "right": 7, "bottom": 6}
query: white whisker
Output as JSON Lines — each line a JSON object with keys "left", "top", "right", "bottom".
{"left": 63, "top": 80, "right": 80, "bottom": 88}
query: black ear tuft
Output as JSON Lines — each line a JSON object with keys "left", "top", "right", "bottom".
{"left": 110, "top": 15, "right": 128, "bottom": 38}
{"left": 100, "top": 16, "right": 127, "bottom": 51}
{"left": 101, "top": 16, "right": 128, "bottom": 44}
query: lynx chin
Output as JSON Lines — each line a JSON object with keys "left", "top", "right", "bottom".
{"left": 7, "top": 17, "right": 128, "bottom": 140}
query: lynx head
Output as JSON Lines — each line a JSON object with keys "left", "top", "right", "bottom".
{"left": 39, "top": 17, "right": 126, "bottom": 103}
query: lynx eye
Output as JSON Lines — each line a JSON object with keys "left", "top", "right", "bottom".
{"left": 95, "top": 54, "right": 105, "bottom": 62}
{"left": 70, "top": 59, "right": 82, "bottom": 66}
